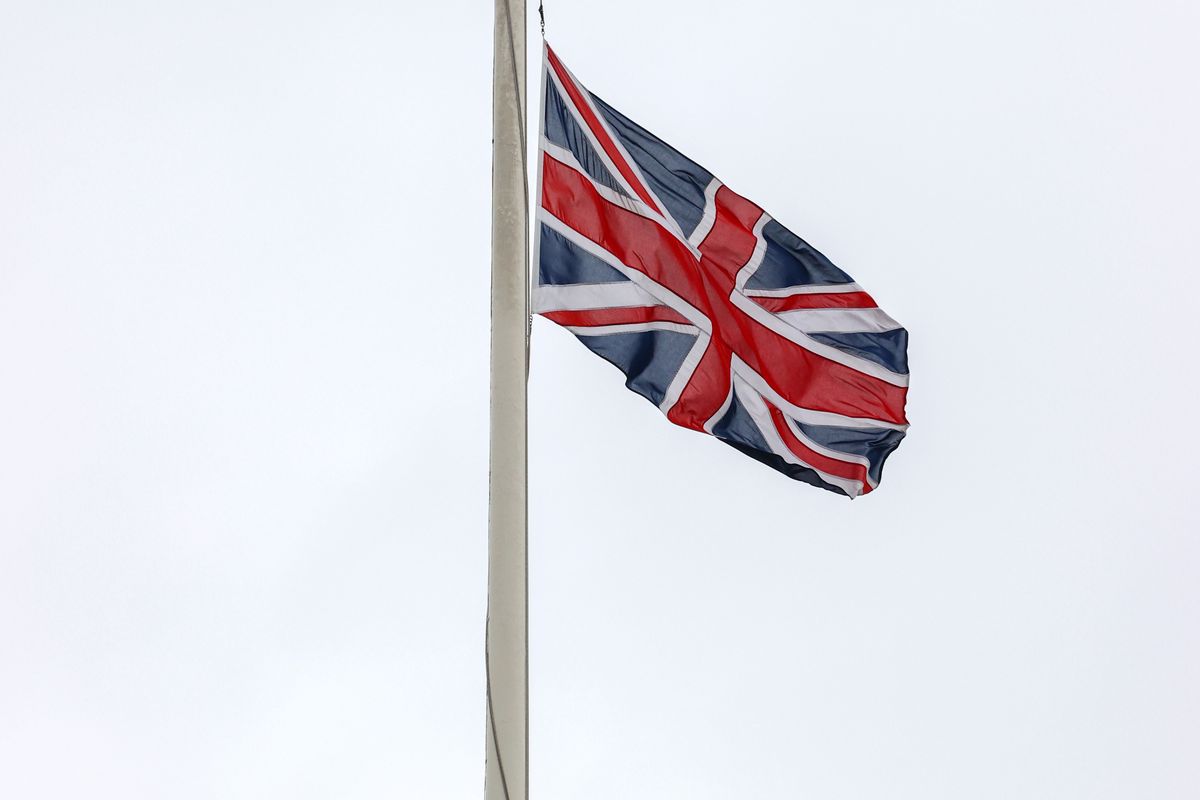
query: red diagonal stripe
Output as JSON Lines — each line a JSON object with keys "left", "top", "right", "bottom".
{"left": 545, "top": 46, "right": 659, "bottom": 212}
{"left": 768, "top": 403, "right": 872, "bottom": 493}
{"left": 541, "top": 153, "right": 705, "bottom": 310}
{"left": 542, "top": 306, "right": 691, "bottom": 328}
{"left": 667, "top": 338, "right": 732, "bottom": 431}
{"left": 541, "top": 153, "right": 908, "bottom": 426}
{"left": 754, "top": 292, "right": 877, "bottom": 312}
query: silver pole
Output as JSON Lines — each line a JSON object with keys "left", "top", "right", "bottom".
{"left": 486, "top": 0, "right": 527, "bottom": 798}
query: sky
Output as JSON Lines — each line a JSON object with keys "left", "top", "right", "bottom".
{"left": 1, "top": 1, "right": 1198, "bottom": 797}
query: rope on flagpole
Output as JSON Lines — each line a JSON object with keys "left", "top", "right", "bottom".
{"left": 485, "top": 625, "right": 513, "bottom": 800}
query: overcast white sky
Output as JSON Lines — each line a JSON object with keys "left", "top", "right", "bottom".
{"left": 2, "top": 1, "right": 1198, "bottom": 797}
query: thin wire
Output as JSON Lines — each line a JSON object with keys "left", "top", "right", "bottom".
{"left": 485, "top": 623, "right": 513, "bottom": 800}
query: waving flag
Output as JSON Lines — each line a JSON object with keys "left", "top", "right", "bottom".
{"left": 533, "top": 44, "right": 910, "bottom": 497}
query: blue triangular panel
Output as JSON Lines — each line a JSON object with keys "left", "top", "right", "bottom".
{"left": 575, "top": 328, "right": 696, "bottom": 408}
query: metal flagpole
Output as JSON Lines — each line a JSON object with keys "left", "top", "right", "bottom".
{"left": 486, "top": 0, "right": 527, "bottom": 798}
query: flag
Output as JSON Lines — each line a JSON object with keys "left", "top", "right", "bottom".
{"left": 533, "top": 44, "right": 910, "bottom": 497}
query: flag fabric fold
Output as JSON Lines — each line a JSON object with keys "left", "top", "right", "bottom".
{"left": 534, "top": 44, "right": 910, "bottom": 497}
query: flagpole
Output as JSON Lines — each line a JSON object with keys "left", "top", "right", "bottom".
{"left": 487, "top": 0, "right": 528, "bottom": 798}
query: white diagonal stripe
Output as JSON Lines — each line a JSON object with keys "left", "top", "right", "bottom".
{"left": 733, "top": 355, "right": 909, "bottom": 432}
{"left": 658, "top": 332, "right": 711, "bottom": 415}
{"left": 543, "top": 65, "right": 702, "bottom": 260}
{"left": 734, "top": 212, "right": 771, "bottom": 291}
{"left": 544, "top": 65, "right": 647, "bottom": 215}
{"left": 567, "top": 321, "right": 699, "bottom": 336}
{"left": 542, "top": 140, "right": 643, "bottom": 216}
{"left": 533, "top": 282, "right": 659, "bottom": 313}
{"left": 730, "top": 371, "right": 864, "bottom": 497}
{"left": 538, "top": 211, "right": 712, "bottom": 334}
{"left": 775, "top": 307, "right": 902, "bottom": 334}
{"left": 743, "top": 283, "right": 863, "bottom": 298}
{"left": 687, "top": 178, "right": 721, "bottom": 247}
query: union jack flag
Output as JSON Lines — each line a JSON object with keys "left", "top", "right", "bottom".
{"left": 534, "top": 44, "right": 910, "bottom": 497}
